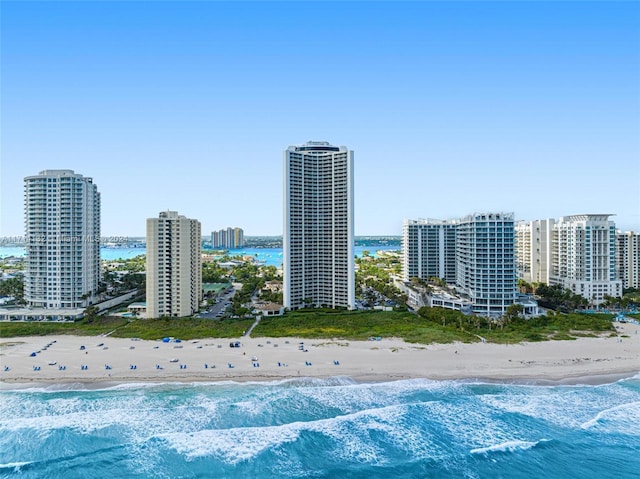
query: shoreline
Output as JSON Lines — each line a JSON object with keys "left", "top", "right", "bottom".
{"left": 2, "top": 322, "right": 639, "bottom": 389}
{"left": 2, "top": 371, "right": 639, "bottom": 392}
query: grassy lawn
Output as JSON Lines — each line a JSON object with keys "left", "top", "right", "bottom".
{"left": 254, "top": 309, "right": 616, "bottom": 344}
{"left": 0, "top": 309, "right": 618, "bottom": 344}
{"left": 0, "top": 317, "right": 129, "bottom": 337}
{"left": 255, "top": 310, "right": 480, "bottom": 343}
{"left": 108, "top": 317, "right": 253, "bottom": 340}
{"left": 0, "top": 317, "right": 254, "bottom": 341}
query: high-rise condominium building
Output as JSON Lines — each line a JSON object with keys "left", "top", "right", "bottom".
{"left": 24, "top": 170, "right": 101, "bottom": 308}
{"left": 516, "top": 214, "right": 622, "bottom": 303}
{"left": 514, "top": 219, "right": 554, "bottom": 284}
{"left": 455, "top": 212, "right": 517, "bottom": 315}
{"left": 283, "top": 141, "right": 354, "bottom": 310}
{"left": 402, "top": 212, "right": 517, "bottom": 315}
{"left": 616, "top": 231, "right": 640, "bottom": 290}
{"left": 211, "top": 227, "right": 244, "bottom": 249}
{"left": 146, "top": 211, "right": 202, "bottom": 318}
{"left": 402, "top": 219, "right": 457, "bottom": 283}
{"left": 551, "top": 214, "right": 621, "bottom": 302}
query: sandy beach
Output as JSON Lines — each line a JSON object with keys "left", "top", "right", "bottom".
{"left": 1, "top": 322, "right": 639, "bottom": 387}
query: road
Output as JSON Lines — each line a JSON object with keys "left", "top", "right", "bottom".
{"left": 198, "top": 288, "right": 236, "bottom": 319}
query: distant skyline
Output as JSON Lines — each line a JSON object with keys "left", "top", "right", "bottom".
{"left": 2, "top": 1, "right": 639, "bottom": 236}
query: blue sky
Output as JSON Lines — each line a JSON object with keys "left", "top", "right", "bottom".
{"left": 1, "top": 1, "right": 639, "bottom": 236}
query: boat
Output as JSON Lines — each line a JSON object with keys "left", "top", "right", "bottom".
{"left": 169, "top": 358, "right": 179, "bottom": 362}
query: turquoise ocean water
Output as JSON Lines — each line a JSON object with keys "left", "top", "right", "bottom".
{"left": 1, "top": 376, "right": 639, "bottom": 478}
{"left": 0, "top": 245, "right": 398, "bottom": 265}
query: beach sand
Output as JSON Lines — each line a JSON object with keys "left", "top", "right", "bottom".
{"left": 1, "top": 322, "right": 639, "bottom": 387}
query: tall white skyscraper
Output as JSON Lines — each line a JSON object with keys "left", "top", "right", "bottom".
{"left": 24, "top": 170, "right": 101, "bottom": 309}
{"left": 283, "top": 141, "right": 354, "bottom": 310}
{"left": 146, "top": 211, "right": 202, "bottom": 318}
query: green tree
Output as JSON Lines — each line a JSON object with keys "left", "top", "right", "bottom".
{"left": 505, "top": 303, "right": 524, "bottom": 321}
{"left": 0, "top": 276, "right": 24, "bottom": 304}
{"left": 83, "top": 305, "right": 100, "bottom": 323}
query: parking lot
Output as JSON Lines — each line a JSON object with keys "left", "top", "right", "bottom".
{"left": 198, "top": 288, "right": 236, "bottom": 319}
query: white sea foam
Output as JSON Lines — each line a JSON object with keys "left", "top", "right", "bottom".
{"left": 158, "top": 402, "right": 441, "bottom": 464}
{"left": 580, "top": 401, "right": 640, "bottom": 431}
{"left": 159, "top": 423, "right": 301, "bottom": 463}
{"left": 0, "top": 461, "right": 33, "bottom": 472}
{"left": 478, "top": 383, "right": 640, "bottom": 430}
{"left": 470, "top": 439, "right": 544, "bottom": 455}
{"left": 422, "top": 398, "right": 516, "bottom": 450}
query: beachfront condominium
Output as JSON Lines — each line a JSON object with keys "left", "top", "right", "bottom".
{"left": 516, "top": 214, "right": 622, "bottom": 303}
{"left": 455, "top": 212, "right": 517, "bottom": 315}
{"left": 402, "top": 219, "right": 457, "bottom": 283}
{"left": 283, "top": 141, "right": 354, "bottom": 310}
{"left": 402, "top": 212, "right": 517, "bottom": 315}
{"left": 146, "top": 211, "right": 202, "bottom": 318}
{"left": 24, "top": 169, "right": 101, "bottom": 308}
{"left": 514, "top": 219, "right": 554, "bottom": 284}
{"left": 211, "top": 227, "right": 245, "bottom": 249}
{"left": 616, "top": 231, "right": 640, "bottom": 290}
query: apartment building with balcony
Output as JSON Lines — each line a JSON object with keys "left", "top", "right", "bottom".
{"left": 514, "top": 219, "right": 554, "bottom": 284}
{"left": 146, "top": 211, "right": 202, "bottom": 318}
{"left": 23, "top": 169, "right": 101, "bottom": 309}
{"left": 402, "top": 218, "right": 457, "bottom": 283}
{"left": 516, "top": 214, "right": 622, "bottom": 304}
{"left": 616, "top": 230, "right": 640, "bottom": 290}
{"left": 283, "top": 141, "right": 354, "bottom": 310}
{"left": 455, "top": 212, "right": 517, "bottom": 315}
{"left": 402, "top": 212, "right": 518, "bottom": 316}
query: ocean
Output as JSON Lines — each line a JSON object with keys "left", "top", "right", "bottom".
{"left": 1, "top": 376, "right": 639, "bottom": 478}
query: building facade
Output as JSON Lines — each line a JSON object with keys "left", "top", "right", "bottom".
{"left": 283, "top": 141, "right": 354, "bottom": 310}
{"left": 516, "top": 214, "right": 623, "bottom": 304}
{"left": 402, "top": 212, "right": 517, "bottom": 315}
{"left": 550, "top": 214, "right": 622, "bottom": 302}
{"left": 616, "top": 231, "right": 640, "bottom": 290}
{"left": 211, "top": 227, "right": 245, "bottom": 249}
{"left": 146, "top": 211, "right": 202, "bottom": 318}
{"left": 402, "top": 219, "right": 457, "bottom": 283}
{"left": 514, "top": 219, "right": 554, "bottom": 284}
{"left": 24, "top": 169, "right": 101, "bottom": 308}
{"left": 455, "top": 212, "right": 517, "bottom": 315}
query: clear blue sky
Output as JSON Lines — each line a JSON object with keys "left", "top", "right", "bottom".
{"left": 2, "top": 1, "right": 639, "bottom": 237}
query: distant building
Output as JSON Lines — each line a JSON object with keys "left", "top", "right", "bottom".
{"left": 211, "top": 227, "right": 245, "bottom": 249}
{"left": 146, "top": 211, "right": 202, "bottom": 318}
{"left": 516, "top": 214, "right": 622, "bottom": 304}
{"left": 24, "top": 169, "right": 101, "bottom": 309}
{"left": 616, "top": 230, "right": 640, "bottom": 290}
{"left": 283, "top": 141, "right": 354, "bottom": 310}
